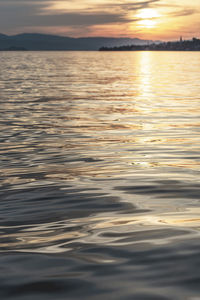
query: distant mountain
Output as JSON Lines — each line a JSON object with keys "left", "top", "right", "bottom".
{"left": 0, "top": 33, "right": 160, "bottom": 51}
{"left": 0, "top": 33, "right": 7, "bottom": 38}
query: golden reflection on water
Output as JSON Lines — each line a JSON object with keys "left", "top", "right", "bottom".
{"left": 1, "top": 51, "right": 200, "bottom": 254}
{"left": 1, "top": 207, "right": 200, "bottom": 254}
{"left": 138, "top": 52, "right": 152, "bottom": 99}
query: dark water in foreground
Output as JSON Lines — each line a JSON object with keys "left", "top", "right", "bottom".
{"left": 0, "top": 51, "right": 200, "bottom": 299}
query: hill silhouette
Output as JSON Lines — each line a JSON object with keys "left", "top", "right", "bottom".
{"left": 0, "top": 33, "right": 160, "bottom": 51}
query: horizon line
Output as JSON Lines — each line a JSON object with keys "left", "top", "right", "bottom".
{"left": 1, "top": 31, "right": 199, "bottom": 42}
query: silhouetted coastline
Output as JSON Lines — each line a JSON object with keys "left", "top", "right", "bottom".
{"left": 99, "top": 37, "right": 200, "bottom": 51}
{"left": 0, "top": 46, "right": 28, "bottom": 51}
{"left": 0, "top": 33, "right": 159, "bottom": 51}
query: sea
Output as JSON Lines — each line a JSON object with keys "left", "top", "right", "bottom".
{"left": 0, "top": 51, "right": 200, "bottom": 300}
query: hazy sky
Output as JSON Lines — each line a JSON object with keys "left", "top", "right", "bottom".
{"left": 0, "top": 0, "right": 199, "bottom": 39}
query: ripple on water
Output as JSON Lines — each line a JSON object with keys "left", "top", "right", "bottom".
{"left": 0, "top": 51, "right": 200, "bottom": 299}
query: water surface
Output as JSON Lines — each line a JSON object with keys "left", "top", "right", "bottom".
{"left": 0, "top": 51, "right": 200, "bottom": 299}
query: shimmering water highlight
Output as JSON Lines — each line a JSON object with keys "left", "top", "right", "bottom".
{"left": 0, "top": 51, "right": 200, "bottom": 299}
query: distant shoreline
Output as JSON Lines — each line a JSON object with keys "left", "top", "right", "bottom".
{"left": 99, "top": 37, "right": 200, "bottom": 52}
{"left": 1, "top": 49, "right": 200, "bottom": 52}
{"left": 1, "top": 33, "right": 200, "bottom": 51}
{"left": 0, "top": 33, "right": 160, "bottom": 51}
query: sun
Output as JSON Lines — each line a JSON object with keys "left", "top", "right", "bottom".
{"left": 136, "top": 8, "right": 160, "bottom": 28}
{"left": 137, "top": 8, "right": 159, "bottom": 19}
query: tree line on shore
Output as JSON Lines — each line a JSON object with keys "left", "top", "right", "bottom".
{"left": 99, "top": 37, "right": 200, "bottom": 51}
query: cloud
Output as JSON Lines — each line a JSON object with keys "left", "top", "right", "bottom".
{"left": 0, "top": 0, "right": 199, "bottom": 37}
{"left": 35, "top": 12, "right": 129, "bottom": 26}
{"left": 170, "top": 8, "right": 197, "bottom": 18}
{"left": 120, "top": 0, "right": 161, "bottom": 11}
{"left": 0, "top": 0, "right": 134, "bottom": 31}
{"left": 43, "top": 0, "right": 162, "bottom": 15}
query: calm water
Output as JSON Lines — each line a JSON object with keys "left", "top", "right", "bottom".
{"left": 0, "top": 51, "right": 200, "bottom": 299}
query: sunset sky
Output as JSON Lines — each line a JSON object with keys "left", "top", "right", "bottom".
{"left": 0, "top": 0, "right": 199, "bottom": 40}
